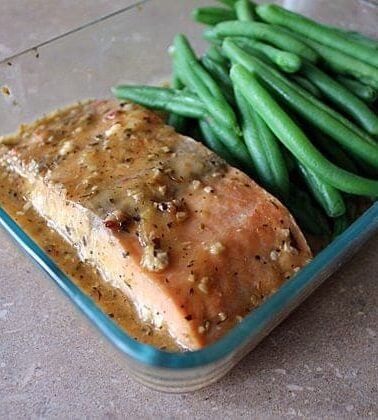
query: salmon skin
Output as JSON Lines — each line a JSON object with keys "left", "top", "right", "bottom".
{"left": 0, "top": 100, "right": 312, "bottom": 350}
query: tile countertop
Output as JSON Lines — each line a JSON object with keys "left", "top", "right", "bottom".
{"left": 0, "top": 1, "right": 377, "bottom": 418}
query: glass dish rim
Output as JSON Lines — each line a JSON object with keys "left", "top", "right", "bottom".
{"left": 0, "top": 0, "right": 150, "bottom": 65}
{"left": 0, "top": 202, "right": 377, "bottom": 369}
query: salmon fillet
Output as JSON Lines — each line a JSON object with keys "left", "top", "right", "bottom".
{"left": 0, "top": 100, "right": 312, "bottom": 350}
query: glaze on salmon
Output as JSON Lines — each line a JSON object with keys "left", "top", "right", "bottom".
{"left": 0, "top": 100, "right": 312, "bottom": 350}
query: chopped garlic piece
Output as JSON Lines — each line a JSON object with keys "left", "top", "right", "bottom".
{"left": 152, "top": 168, "right": 161, "bottom": 180}
{"left": 198, "top": 277, "right": 209, "bottom": 294}
{"left": 176, "top": 211, "right": 187, "bottom": 222}
{"left": 192, "top": 180, "right": 201, "bottom": 190}
{"left": 59, "top": 140, "right": 74, "bottom": 156}
{"left": 139, "top": 305, "right": 164, "bottom": 328}
{"left": 121, "top": 103, "right": 134, "bottom": 111}
{"left": 203, "top": 186, "right": 214, "bottom": 194}
{"left": 270, "top": 250, "right": 279, "bottom": 261}
{"left": 187, "top": 273, "right": 196, "bottom": 283}
{"left": 22, "top": 202, "right": 32, "bottom": 212}
{"left": 283, "top": 242, "right": 298, "bottom": 255}
{"left": 160, "top": 146, "right": 170, "bottom": 153}
{"left": 157, "top": 185, "right": 167, "bottom": 195}
{"left": 141, "top": 245, "right": 169, "bottom": 272}
{"left": 208, "top": 242, "right": 225, "bottom": 255}
{"left": 105, "top": 123, "right": 122, "bottom": 138}
{"left": 132, "top": 192, "right": 143, "bottom": 202}
{"left": 250, "top": 294, "right": 260, "bottom": 307}
{"left": 218, "top": 312, "right": 228, "bottom": 322}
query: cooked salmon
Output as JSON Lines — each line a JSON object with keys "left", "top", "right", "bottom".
{"left": 0, "top": 100, "right": 312, "bottom": 350}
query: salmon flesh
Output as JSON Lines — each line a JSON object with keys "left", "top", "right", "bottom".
{"left": 0, "top": 100, "right": 312, "bottom": 350}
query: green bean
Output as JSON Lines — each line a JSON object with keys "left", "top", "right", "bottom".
{"left": 332, "top": 198, "right": 357, "bottom": 238}
{"left": 203, "top": 116, "right": 251, "bottom": 167}
{"left": 311, "top": 130, "right": 359, "bottom": 174}
{"left": 223, "top": 40, "right": 378, "bottom": 169}
{"left": 172, "top": 35, "right": 252, "bottom": 167}
{"left": 256, "top": 4, "right": 378, "bottom": 68}
{"left": 301, "top": 62, "right": 378, "bottom": 135}
{"left": 235, "top": 88, "right": 290, "bottom": 198}
{"left": 346, "top": 198, "right": 357, "bottom": 220}
{"left": 167, "top": 113, "right": 189, "bottom": 133}
{"left": 298, "top": 162, "right": 346, "bottom": 217}
{"left": 111, "top": 85, "right": 206, "bottom": 119}
{"left": 217, "top": 0, "right": 257, "bottom": 8}
{"left": 167, "top": 69, "right": 189, "bottom": 133}
{"left": 325, "top": 25, "right": 378, "bottom": 51}
{"left": 173, "top": 35, "right": 237, "bottom": 128}
{"left": 332, "top": 213, "right": 350, "bottom": 238}
{"left": 174, "top": 36, "right": 224, "bottom": 100}
{"left": 299, "top": 38, "right": 378, "bottom": 89}
{"left": 287, "top": 186, "right": 331, "bottom": 236}
{"left": 230, "top": 64, "right": 378, "bottom": 196}
{"left": 248, "top": 108, "right": 290, "bottom": 198}
{"left": 187, "top": 121, "right": 203, "bottom": 142}
{"left": 291, "top": 75, "right": 322, "bottom": 99}
{"left": 236, "top": 88, "right": 272, "bottom": 183}
{"left": 199, "top": 120, "right": 239, "bottom": 165}
{"left": 203, "top": 29, "right": 223, "bottom": 46}
{"left": 234, "top": 0, "right": 255, "bottom": 21}
{"left": 235, "top": 38, "right": 302, "bottom": 73}
{"left": 216, "top": 0, "right": 239, "bottom": 8}
{"left": 336, "top": 76, "right": 377, "bottom": 103}
{"left": 211, "top": 21, "right": 318, "bottom": 62}
{"left": 201, "top": 56, "right": 235, "bottom": 105}
{"left": 282, "top": 148, "right": 296, "bottom": 174}
{"left": 205, "top": 45, "right": 229, "bottom": 67}
{"left": 191, "top": 7, "right": 236, "bottom": 26}
{"left": 171, "top": 70, "right": 184, "bottom": 89}
{"left": 343, "top": 31, "right": 378, "bottom": 51}
{"left": 203, "top": 51, "right": 229, "bottom": 74}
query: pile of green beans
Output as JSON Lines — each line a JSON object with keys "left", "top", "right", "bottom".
{"left": 222, "top": 41, "right": 378, "bottom": 170}
{"left": 229, "top": 64, "right": 378, "bottom": 197}
{"left": 112, "top": 0, "right": 378, "bottom": 238}
{"left": 235, "top": 87, "right": 290, "bottom": 199}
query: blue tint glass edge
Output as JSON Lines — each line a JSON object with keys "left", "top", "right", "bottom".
{"left": 0, "top": 201, "right": 377, "bottom": 369}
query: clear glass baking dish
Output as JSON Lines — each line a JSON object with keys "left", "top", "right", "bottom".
{"left": 0, "top": 0, "right": 377, "bottom": 392}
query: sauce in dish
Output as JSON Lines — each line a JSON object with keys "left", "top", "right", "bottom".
{"left": 0, "top": 171, "right": 179, "bottom": 351}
